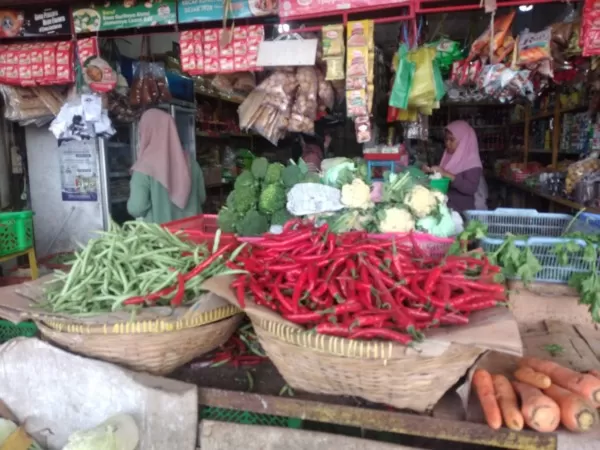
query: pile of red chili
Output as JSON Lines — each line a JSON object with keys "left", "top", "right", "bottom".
{"left": 231, "top": 221, "right": 507, "bottom": 345}
{"left": 207, "top": 323, "right": 267, "bottom": 368}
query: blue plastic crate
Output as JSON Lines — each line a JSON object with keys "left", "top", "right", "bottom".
{"left": 464, "top": 208, "right": 575, "bottom": 238}
{"left": 481, "top": 236, "right": 597, "bottom": 283}
{"left": 570, "top": 213, "right": 600, "bottom": 235}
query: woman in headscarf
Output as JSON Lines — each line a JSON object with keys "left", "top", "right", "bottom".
{"left": 424, "top": 120, "right": 488, "bottom": 212}
{"left": 127, "top": 109, "right": 206, "bottom": 224}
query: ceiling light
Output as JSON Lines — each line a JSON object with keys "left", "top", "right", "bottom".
{"left": 277, "top": 23, "right": 290, "bottom": 33}
{"left": 519, "top": 5, "right": 533, "bottom": 12}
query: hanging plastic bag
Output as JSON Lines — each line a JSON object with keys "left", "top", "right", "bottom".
{"left": 388, "top": 44, "right": 415, "bottom": 110}
{"left": 407, "top": 47, "right": 437, "bottom": 108}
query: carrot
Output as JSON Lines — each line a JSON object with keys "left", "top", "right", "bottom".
{"left": 512, "top": 381, "right": 560, "bottom": 432}
{"left": 492, "top": 374, "right": 524, "bottom": 431}
{"left": 473, "top": 369, "right": 502, "bottom": 430}
{"left": 543, "top": 384, "right": 599, "bottom": 433}
{"left": 514, "top": 366, "right": 551, "bottom": 389}
{"left": 521, "top": 357, "right": 600, "bottom": 407}
{"left": 587, "top": 369, "right": 600, "bottom": 380}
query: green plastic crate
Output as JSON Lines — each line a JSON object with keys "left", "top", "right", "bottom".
{"left": 201, "top": 406, "right": 302, "bottom": 429}
{"left": 0, "top": 211, "right": 33, "bottom": 257}
{"left": 0, "top": 320, "right": 38, "bottom": 344}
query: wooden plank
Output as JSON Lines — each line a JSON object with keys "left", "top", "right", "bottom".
{"left": 545, "top": 321, "right": 578, "bottom": 336}
{"left": 575, "top": 326, "right": 600, "bottom": 361}
{"left": 198, "top": 421, "right": 428, "bottom": 450}
{"left": 522, "top": 332, "right": 600, "bottom": 372}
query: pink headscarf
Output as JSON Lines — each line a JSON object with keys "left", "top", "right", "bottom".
{"left": 131, "top": 109, "right": 191, "bottom": 209}
{"left": 440, "top": 120, "right": 482, "bottom": 174}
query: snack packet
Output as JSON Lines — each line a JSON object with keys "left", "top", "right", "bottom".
{"left": 469, "top": 11, "right": 516, "bottom": 60}
{"left": 518, "top": 28, "right": 552, "bottom": 65}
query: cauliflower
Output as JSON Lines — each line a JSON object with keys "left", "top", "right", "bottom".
{"left": 341, "top": 179, "right": 373, "bottom": 209}
{"left": 404, "top": 185, "right": 439, "bottom": 218}
{"left": 432, "top": 190, "right": 447, "bottom": 204}
{"left": 416, "top": 204, "right": 456, "bottom": 237}
{"left": 379, "top": 207, "right": 415, "bottom": 233}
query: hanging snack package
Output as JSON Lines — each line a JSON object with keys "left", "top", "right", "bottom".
{"left": 355, "top": 115, "right": 371, "bottom": 143}
{"left": 347, "top": 20, "right": 370, "bottom": 48}
{"left": 325, "top": 57, "right": 344, "bottom": 80}
{"left": 583, "top": 10, "right": 600, "bottom": 56}
{"left": 469, "top": 11, "right": 516, "bottom": 60}
{"left": 518, "top": 28, "right": 552, "bottom": 65}
{"left": 322, "top": 24, "right": 344, "bottom": 58}
{"left": 346, "top": 46, "right": 368, "bottom": 90}
{"left": 346, "top": 89, "right": 368, "bottom": 117}
{"left": 288, "top": 67, "right": 318, "bottom": 133}
{"left": 491, "top": 35, "right": 515, "bottom": 63}
{"left": 152, "top": 62, "right": 172, "bottom": 102}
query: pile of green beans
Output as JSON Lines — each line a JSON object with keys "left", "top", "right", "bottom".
{"left": 42, "top": 221, "right": 242, "bottom": 315}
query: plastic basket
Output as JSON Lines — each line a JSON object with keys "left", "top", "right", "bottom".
{"left": 464, "top": 208, "right": 575, "bottom": 239}
{"left": 429, "top": 177, "right": 451, "bottom": 193}
{"left": 200, "top": 406, "right": 302, "bottom": 429}
{"left": 480, "top": 236, "right": 597, "bottom": 284}
{"left": 570, "top": 213, "right": 600, "bottom": 235}
{"left": 163, "top": 214, "right": 237, "bottom": 249}
{"left": 0, "top": 211, "right": 33, "bottom": 257}
{"left": 0, "top": 320, "right": 38, "bottom": 344}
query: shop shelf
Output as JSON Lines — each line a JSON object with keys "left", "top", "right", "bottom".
{"left": 0, "top": 320, "right": 38, "bottom": 344}
{"left": 200, "top": 406, "right": 302, "bottom": 429}
{"left": 0, "top": 211, "right": 33, "bottom": 257}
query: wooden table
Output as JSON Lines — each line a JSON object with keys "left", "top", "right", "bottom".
{"left": 178, "top": 320, "right": 600, "bottom": 450}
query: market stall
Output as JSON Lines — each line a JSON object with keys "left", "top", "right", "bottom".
{"left": 2, "top": 0, "right": 600, "bottom": 449}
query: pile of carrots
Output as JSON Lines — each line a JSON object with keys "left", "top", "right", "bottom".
{"left": 474, "top": 357, "right": 600, "bottom": 433}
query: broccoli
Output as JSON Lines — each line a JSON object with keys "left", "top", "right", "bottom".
{"left": 233, "top": 185, "right": 258, "bottom": 214}
{"left": 217, "top": 207, "right": 237, "bottom": 233}
{"left": 237, "top": 209, "right": 270, "bottom": 236}
{"left": 251, "top": 157, "right": 269, "bottom": 179}
{"left": 258, "top": 183, "right": 286, "bottom": 215}
{"left": 282, "top": 165, "right": 303, "bottom": 188}
{"left": 234, "top": 170, "right": 256, "bottom": 191}
{"left": 264, "top": 162, "right": 285, "bottom": 185}
{"left": 226, "top": 191, "right": 236, "bottom": 209}
{"left": 271, "top": 208, "right": 292, "bottom": 226}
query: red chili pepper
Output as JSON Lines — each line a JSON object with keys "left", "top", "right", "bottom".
{"left": 449, "top": 293, "right": 487, "bottom": 307}
{"left": 351, "top": 314, "right": 390, "bottom": 329}
{"left": 349, "top": 328, "right": 412, "bottom": 345}
{"left": 236, "top": 277, "right": 246, "bottom": 308}
{"left": 439, "top": 312, "right": 469, "bottom": 325}
{"left": 170, "top": 273, "right": 186, "bottom": 306}
{"left": 284, "top": 311, "right": 325, "bottom": 324}
{"left": 327, "top": 280, "right": 345, "bottom": 303}
{"left": 257, "top": 231, "right": 313, "bottom": 249}
{"left": 184, "top": 243, "right": 234, "bottom": 281}
{"left": 345, "top": 258, "right": 357, "bottom": 278}
{"left": 424, "top": 267, "right": 442, "bottom": 296}
{"left": 457, "top": 300, "right": 503, "bottom": 312}
{"left": 436, "top": 280, "right": 451, "bottom": 304}
{"left": 330, "top": 301, "right": 363, "bottom": 316}
{"left": 315, "top": 323, "right": 351, "bottom": 337}
{"left": 291, "top": 270, "right": 308, "bottom": 310}
{"left": 271, "top": 284, "right": 295, "bottom": 314}
{"left": 405, "top": 308, "right": 433, "bottom": 321}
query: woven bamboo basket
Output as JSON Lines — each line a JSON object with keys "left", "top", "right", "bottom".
{"left": 35, "top": 304, "right": 242, "bottom": 376}
{"left": 245, "top": 305, "right": 484, "bottom": 413}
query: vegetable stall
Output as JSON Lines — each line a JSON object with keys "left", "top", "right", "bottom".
{"left": 2, "top": 0, "right": 600, "bottom": 449}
